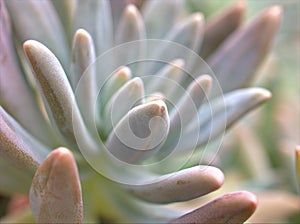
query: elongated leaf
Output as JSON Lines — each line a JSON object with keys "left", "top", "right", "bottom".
{"left": 110, "top": 0, "right": 145, "bottom": 30}
{"left": 105, "top": 100, "right": 169, "bottom": 164}
{"left": 170, "top": 75, "right": 212, "bottom": 129}
{"left": 0, "top": 110, "right": 40, "bottom": 173}
{"left": 101, "top": 66, "right": 132, "bottom": 107}
{"left": 96, "top": 66, "right": 132, "bottom": 143}
{"left": 142, "top": 0, "right": 183, "bottom": 39}
{"left": 71, "top": 29, "right": 96, "bottom": 89}
{"left": 0, "top": 1, "right": 59, "bottom": 146}
{"left": 206, "top": 6, "right": 282, "bottom": 95}
{"left": 126, "top": 166, "right": 223, "bottom": 203}
{"left": 115, "top": 4, "right": 145, "bottom": 44}
{"left": 157, "top": 75, "right": 212, "bottom": 160}
{"left": 71, "top": 29, "right": 97, "bottom": 129}
{"left": 0, "top": 107, "right": 50, "bottom": 160}
{"left": 170, "top": 191, "right": 257, "bottom": 223}
{"left": 4, "top": 0, "right": 69, "bottom": 70}
{"left": 30, "top": 148, "right": 83, "bottom": 223}
{"left": 148, "top": 13, "right": 204, "bottom": 75}
{"left": 23, "top": 40, "right": 89, "bottom": 149}
{"left": 145, "top": 59, "right": 185, "bottom": 102}
{"left": 51, "top": 0, "right": 75, "bottom": 43}
{"left": 183, "top": 88, "right": 271, "bottom": 151}
{"left": 73, "top": 0, "right": 113, "bottom": 55}
{"left": 164, "top": 13, "right": 204, "bottom": 52}
{"left": 102, "top": 77, "right": 144, "bottom": 138}
{"left": 200, "top": 0, "right": 246, "bottom": 58}
{"left": 114, "top": 4, "right": 146, "bottom": 74}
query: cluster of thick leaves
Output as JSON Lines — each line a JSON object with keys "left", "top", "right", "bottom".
{"left": 0, "top": 0, "right": 284, "bottom": 223}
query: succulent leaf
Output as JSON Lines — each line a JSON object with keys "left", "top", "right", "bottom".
{"left": 110, "top": 0, "right": 142, "bottom": 30}
{"left": 155, "top": 14, "right": 203, "bottom": 71}
{"left": 4, "top": 0, "right": 69, "bottom": 70}
{"left": 23, "top": 40, "right": 89, "bottom": 149}
{"left": 30, "top": 148, "right": 83, "bottom": 223}
{"left": 170, "top": 191, "right": 257, "bottom": 223}
{"left": 0, "top": 107, "right": 50, "bottom": 161}
{"left": 105, "top": 100, "right": 169, "bottom": 164}
{"left": 71, "top": 29, "right": 96, "bottom": 91}
{"left": 102, "top": 77, "right": 145, "bottom": 137}
{"left": 164, "top": 13, "right": 204, "bottom": 53}
{"left": 207, "top": 5, "right": 282, "bottom": 95}
{"left": 115, "top": 4, "right": 146, "bottom": 45}
{"left": 0, "top": 108, "right": 40, "bottom": 173}
{"left": 0, "top": 1, "right": 59, "bottom": 146}
{"left": 146, "top": 59, "right": 185, "bottom": 102}
{"left": 142, "top": 0, "right": 183, "bottom": 39}
{"left": 0, "top": 0, "right": 286, "bottom": 223}
{"left": 73, "top": 0, "right": 113, "bottom": 55}
{"left": 100, "top": 66, "right": 132, "bottom": 108}
{"left": 71, "top": 29, "right": 97, "bottom": 129}
{"left": 170, "top": 74, "right": 212, "bottom": 129}
{"left": 126, "top": 165, "right": 224, "bottom": 203}
{"left": 200, "top": 1, "right": 246, "bottom": 58}
{"left": 51, "top": 0, "right": 75, "bottom": 43}
{"left": 185, "top": 87, "right": 272, "bottom": 149}
{"left": 156, "top": 75, "right": 212, "bottom": 160}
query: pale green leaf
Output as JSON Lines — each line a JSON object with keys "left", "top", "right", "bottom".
{"left": 105, "top": 100, "right": 169, "bottom": 164}
{"left": 0, "top": 2, "right": 59, "bottom": 146}
{"left": 102, "top": 77, "right": 144, "bottom": 138}
{"left": 23, "top": 40, "right": 91, "bottom": 150}
{"left": 185, "top": 88, "right": 272, "bottom": 149}
{"left": 115, "top": 4, "right": 146, "bottom": 44}
{"left": 142, "top": 0, "right": 183, "bottom": 38}
{"left": 73, "top": 0, "right": 113, "bottom": 55}
{"left": 126, "top": 166, "right": 224, "bottom": 203}
{"left": 5, "top": 0, "right": 69, "bottom": 70}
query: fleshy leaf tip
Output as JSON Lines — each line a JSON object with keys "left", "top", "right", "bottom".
{"left": 269, "top": 5, "right": 282, "bottom": 18}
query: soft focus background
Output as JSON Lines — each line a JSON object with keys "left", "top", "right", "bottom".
{"left": 185, "top": 0, "right": 300, "bottom": 222}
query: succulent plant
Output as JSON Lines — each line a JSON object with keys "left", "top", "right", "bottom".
{"left": 0, "top": 0, "right": 283, "bottom": 223}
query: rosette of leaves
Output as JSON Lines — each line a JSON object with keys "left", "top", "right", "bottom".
{"left": 0, "top": 0, "right": 282, "bottom": 223}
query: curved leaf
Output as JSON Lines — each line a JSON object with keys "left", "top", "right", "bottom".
{"left": 23, "top": 40, "right": 90, "bottom": 149}
{"left": 105, "top": 100, "right": 169, "bottom": 164}
{"left": 170, "top": 191, "right": 257, "bottom": 223}
{"left": 0, "top": 109, "right": 40, "bottom": 173}
{"left": 126, "top": 166, "right": 223, "bottom": 203}
{"left": 0, "top": 1, "right": 59, "bottom": 146}
{"left": 102, "top": 77, "right": 144, "bottom": 138}
{"left": 5, "top": 0, "right": 69, "bottom": 70}
{"left": 185, "top": 87, "right": 272, "bottom": 149}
